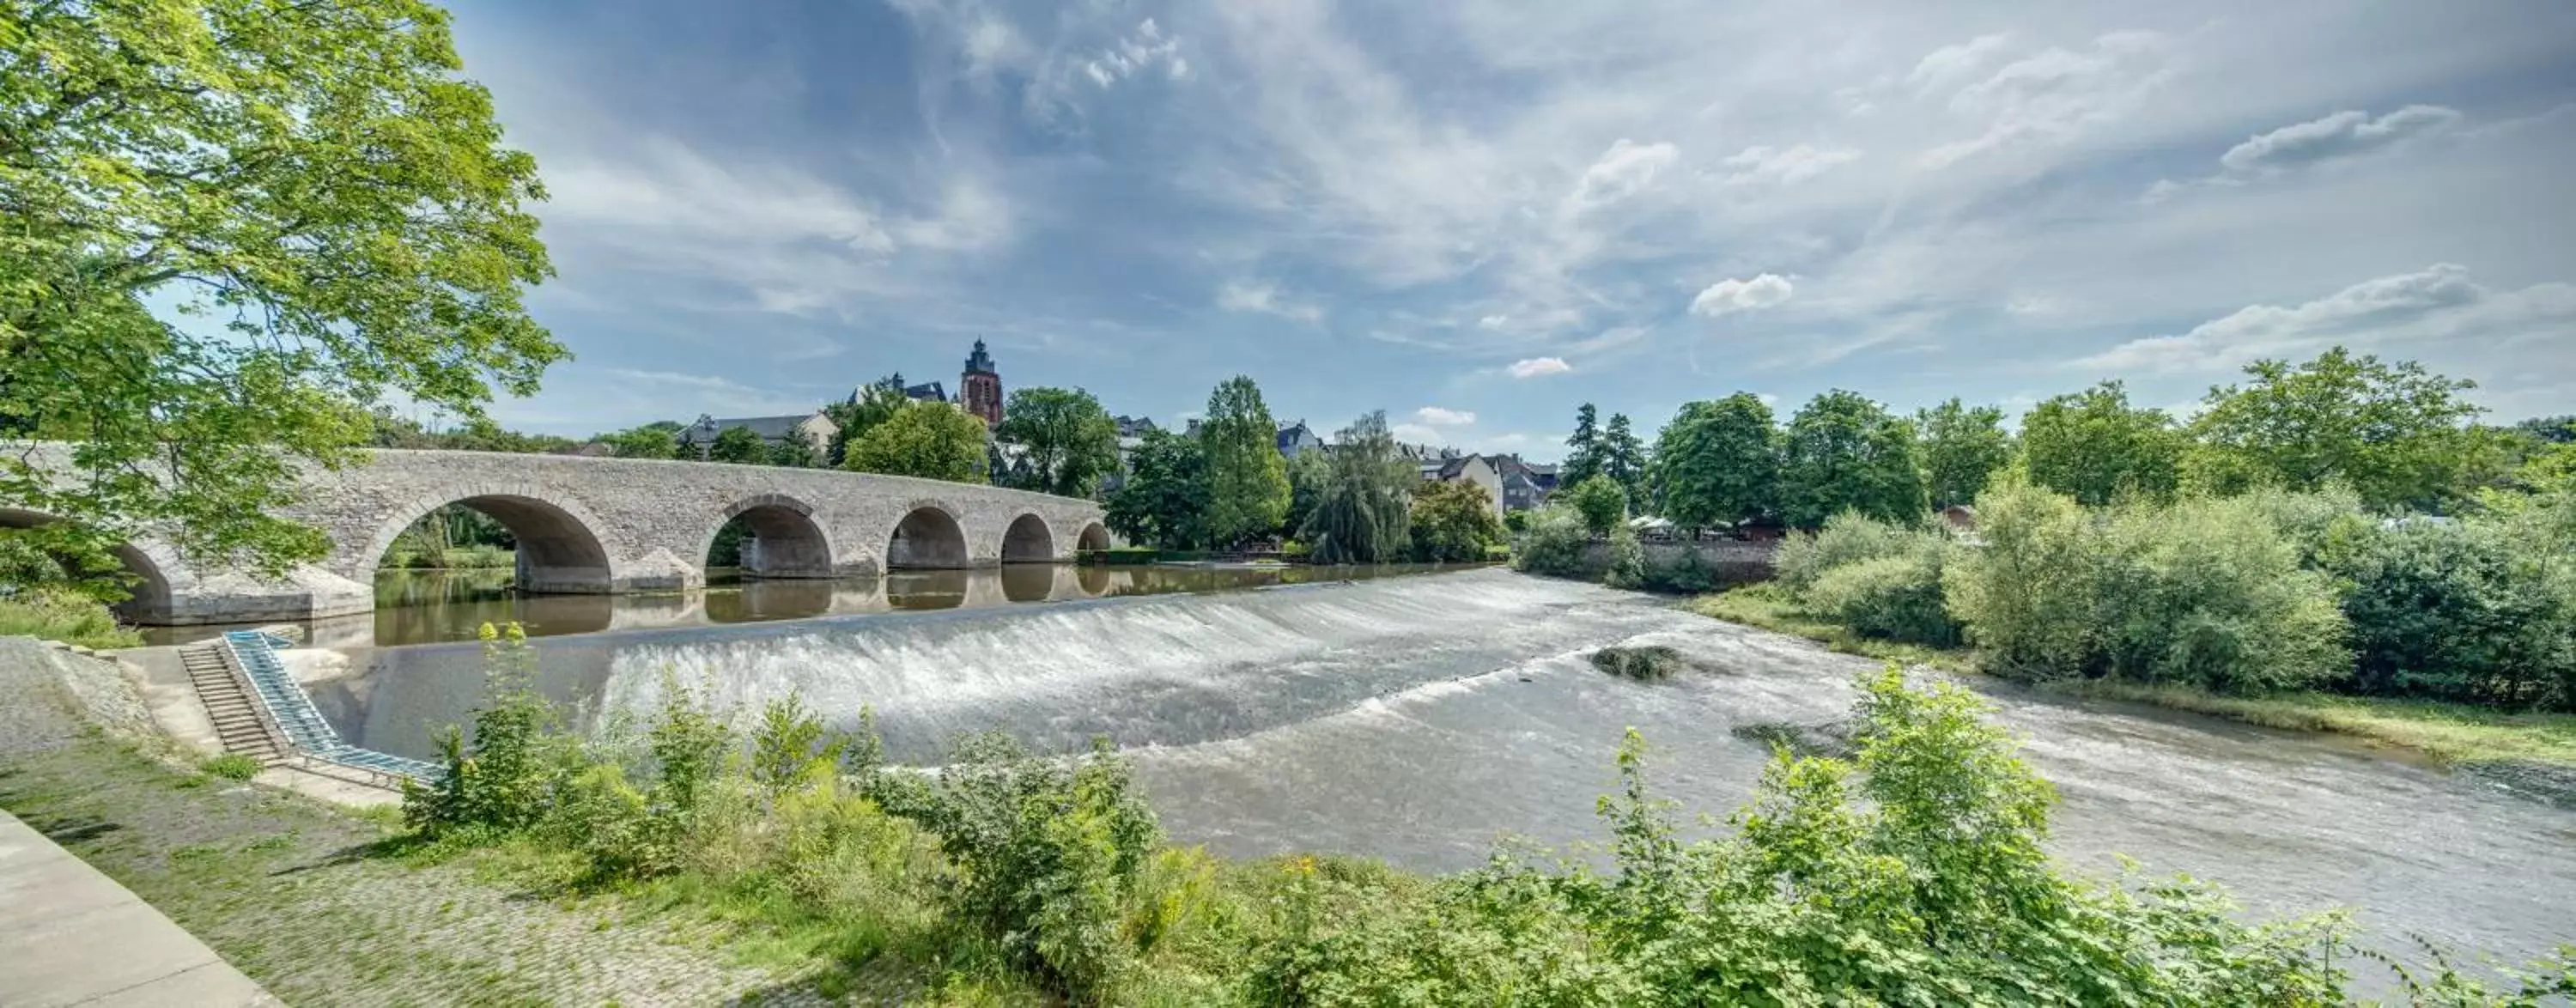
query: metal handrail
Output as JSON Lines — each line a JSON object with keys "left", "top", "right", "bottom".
{"left": 220, "top": 631, "right": 443, "bottom": 785}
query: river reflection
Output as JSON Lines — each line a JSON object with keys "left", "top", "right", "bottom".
{"left": 139, "top": 562, "right": 1482, "bottom": 648}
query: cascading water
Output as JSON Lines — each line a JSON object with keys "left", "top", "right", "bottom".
{"left": 319, "top": 568, "right": 2576, "bottom": 978}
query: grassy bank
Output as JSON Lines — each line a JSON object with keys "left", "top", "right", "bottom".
{"left": 1686, "top": 585, "right": 2576, "bottom": 772}
{"left": 0, "top": 590, "right": 143, "bottom": 650}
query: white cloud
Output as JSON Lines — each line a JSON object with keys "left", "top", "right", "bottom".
{"left": 1085, "top": 18, "right": 1186, "bottom": 88}
{"left": 1389, "top": 422, "right": 1445, "bottom": 446}
{"left": 1413, "top": 406, "right": 1476, "bottom": 426}
{"left": 2219, "top": 106, "right": 2462, "bottom": 176}
{"left": 1690, "top": 273, "right": 1795, "bottom": 317}
{"left": 1564, "top": 138, "right": 1680, "bottom": 213}
{"left": 1477, "top": 314, "right": 1510, "bottom": 330}
{"left": 1716, "top": 144, "right": 1859, "bottom": 186}
{"left": 1507, "top": 356, "right": 1572, "bottom": 379}
{"left": 1918, "top": 31, "right": 2174, "bottom": 168}
{"left": 1907, "top": 33, "right": 2014, "bottom": 94}
{"left": 1216, "top": 280, "right": 1324, "bottom": 321}
{"left": 2079, "top": 264, "right": 2576, "bottom": 374}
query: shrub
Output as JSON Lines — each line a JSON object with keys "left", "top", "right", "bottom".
{"left": 1511, "top": 506, "right": 1590, "bottom": 579}
{"left": 1773, "top": 511, "right": 1919, "bottom": 596}
{"left": 200, "top": 753, "right": 262, "bottom": 781}
{"left": 1945, "top": 478, "right": 2102, "bottom": 677}
{"left": 404, "top": 623, "right": 569, "bottom": 836}
{"left": 1603, "top": 523, "right": 1647, "bottom": 589}
{"left": 0, "top": 588, "right": 142, "bottom": 650}
{"left": 866, "top": 733, "right": 1162, "bottom": 1001}
{"left": 1590, "top": 645, "right": 1688, "bottom": 681}
{"left": 1564, "top": 474, "right": 1628, "bottom": 537}
{"left": 2093, "top": 495, "right": 2349, "bottom": 693}
{"left": 2321, "top": 513, "right": 2576, "bottom": 709}
{"left": 1807, "top": 546, "right": 1961, "bottom": 647}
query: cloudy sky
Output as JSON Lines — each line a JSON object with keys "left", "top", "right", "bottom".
{"left": 445, "top": 0, "right": 2576, "bottom": 454}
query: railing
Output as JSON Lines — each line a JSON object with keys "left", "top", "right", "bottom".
{"left": 220, "top": 630, "right": 443, "bottom": 786}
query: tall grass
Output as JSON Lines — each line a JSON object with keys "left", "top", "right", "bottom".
{"left": 0, "top": 589, "right": 143, "bottom": 649}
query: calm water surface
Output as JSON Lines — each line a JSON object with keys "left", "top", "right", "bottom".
{"left": 301, "top": 568, "right": 2572, "bottom": 990}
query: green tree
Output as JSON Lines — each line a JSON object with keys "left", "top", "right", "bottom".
{"left": 842, "top": 403, "right": 987, "bottom": 483}
{"left": 2019, "top": 382, "right": 2184, "bottom": 506}
{"left": 823, "top": 383, "right": 908, "bottom": 466}
{"left": 1917, "top": 398, "right": 2013, "bottom": 509}
{"left": 706, "top": 426, "right": 767, "bottom": 465}
{"left": 2185, "top": 348, "right": 2486, "bottom": 511}
{"left": 1564, "top": 473, "right": 1628, "bottom": 537}
{"left": 1779, "top": 391, "right": 1928, "bottom": 527}
{"left": 1283, "top": 448, "right": 1330, "bottom": 544}
{"left": 1199, "top": 376, "right": 1290, "bottom": 546}
{"left": 766, "top": 434, "right": 818, "bottom": 469}
{"left": 2, "top": 0, "right": 560, "bottom": 578}
{"left": 1299, "top": 411, "right": 1414, "bottom": 564}
{"left": 1601, "top": 412, "right": 1647, "bottom": 500}
{"left": 1407, "top": 478, "right": 1504, "bottom": 562}
{"left": 1558, "top": 403, "right": 1603, "bottom": 487}
{"left": 1104, "top": 429, "right": 1208, "bottom": 549}
{"left": 1652, "top": 393, "right": 1779, "bottom": 531}
{"left": 598, "top": 422, "right": 681, "bottom": 460}
{"left": 994, "top": 386, "right": 1121, "bottom": 498}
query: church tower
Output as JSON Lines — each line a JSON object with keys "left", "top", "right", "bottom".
{"left": 960, "top": 339, "right": 1002, "bottom": 427}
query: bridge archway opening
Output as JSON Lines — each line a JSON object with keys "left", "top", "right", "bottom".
{"left": 377, "top": 495, "right": 612, "bottom": 593}
{"left": 1076, "top": 522, "right": 1112, "bottom": 553}
{"left": 886, "top": 507, "right": 969, "bottom": 569}
{"left": 1000, "top": 513, "right": 1054, "bottom": 563}
{"left": 707, "top": 500, "right": 833, "bottom": 580}
{"left": 0, "top": 508, "right": 173, "bottom": 624}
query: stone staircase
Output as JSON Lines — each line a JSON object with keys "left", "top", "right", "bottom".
{"left": 181, "top": 641, "right": 283, "bottom": 765}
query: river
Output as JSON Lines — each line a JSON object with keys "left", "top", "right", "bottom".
{"left": 305, "top": 567, "right": 2573, "bottom": 986}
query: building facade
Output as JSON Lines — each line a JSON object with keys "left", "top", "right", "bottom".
{"left": 961, "top": 339, "right": 1002, "bottom": 427}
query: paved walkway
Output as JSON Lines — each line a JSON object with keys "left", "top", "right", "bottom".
{"left": 0, "top": 807, "right": 277, "bottom": 1007}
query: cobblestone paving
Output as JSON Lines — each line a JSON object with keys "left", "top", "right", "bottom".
{"left": 0, "top": 653, "right": 860, "bottom": 1007}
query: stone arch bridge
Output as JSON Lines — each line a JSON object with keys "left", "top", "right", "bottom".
{"left": 7, "top": 448, "right": 1110, "bottom": 625}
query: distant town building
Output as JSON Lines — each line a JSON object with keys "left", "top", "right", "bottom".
{"left": 1275, "top": 419, "right": 1325, "bottom": 458}
{"left": 1489, "top": 454, "right": 1556, "bottom": 512}
{"left": 678, "top": 411, "right": 837, "bottom": 458}
{"left": 961, "top": 339, "right": 1003, "bottom": 427}
{"left": 1431, "top": 453, "right": 1508, "bottom": 520}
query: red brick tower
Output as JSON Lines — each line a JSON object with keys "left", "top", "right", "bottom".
{"left": 960, "top": 338, "right": 1001, "bottom": 427}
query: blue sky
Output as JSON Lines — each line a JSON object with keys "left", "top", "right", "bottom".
{"left": 443, "top": 0, "right": 2576, "bottom": 457}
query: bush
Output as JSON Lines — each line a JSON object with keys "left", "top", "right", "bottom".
{"left": 1603, "top": 523, "right": 1647, "bottom": 589}
{"left": 1807, "top": 546, "right": 1961, "bottom": 647}
{"left": 1945, "top": 478, "right": 2107, "bottom": 677}
{"left": 1084, "top": 547, "right": 1161, "bottom": 566}
{"left": 1590, "top": 645, "right": 1688, "bottom": 681}
{"left": 200, "top": 753, "right": 263, "bottom": 781}
{"left": 2321, "top": 513, "right": 2576, "bottom": 710}
{"left": 865, "top": 733, "right": 1163, "bottom": 1001}
{"left": 2093, "top": 495, "right": 2349, "bottom": 693}
{"left": 1511, "top": 506, "right": 1590, "bottom": 579}
{"left": 0, "top": 588, "right": 142, "bottom": 650}
{"left": 404, "top": 623, "right": 569, "bottom": 836}
{"left": 1773, "top": 512, "right": 1919, "bottom": 595}
{"left": 1564, "top": 474, "right": 1628, "bottom": 537}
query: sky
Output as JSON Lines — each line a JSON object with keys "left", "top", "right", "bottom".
{"left": 440, "top": 0, "right": 2576, "bottom": 458}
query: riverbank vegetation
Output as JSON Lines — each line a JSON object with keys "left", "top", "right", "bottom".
{"left": 0, "top": 588, "right": 142, "bottom": 650}
{"left": 393, "top": 625, "right": 2575, "bottom": 1005}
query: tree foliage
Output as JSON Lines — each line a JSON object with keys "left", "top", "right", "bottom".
{"left": 1104, "top": 429, "right": 1207, "bottom": 550}
{"left": 1778, "top": 391, "right": 1927, "bottom": 527}
{"left": 1564, "top": 473, "right": 1628, "bottom": 537}
{"left": 1601, "top": 412, "right": 1646, "bottom": 499}
{"left": 707, "top": 426, "right": 768, "bottom": 465}
{"left": 2020, "top": 382, "right": 2184, "bottom": 506}
{"left": 1299, "top": 410, "right": 1413, "bottom": 564}
{"left": 996, "top": 386, "right": 1121, "bottom": 499}
{"left": 1917, "top": 398, "right": 2013, "bottom": 509}
{"left": 2, "top": 0, "right": 562, "bottom": 576}
{"left": 1558, "top": 403, "right": 1603, "bottom": 488}
{"left": 1199, "top": 376, "right": 1290, "bottom": 546}
{"left": 2186, "top": 347, "right": 2486, "bottom": 511}
{"left": 823, "top": 383, "right": 910, "bottom": 466}
{"left": 1652, "top": 393, "right": 1779, "bottom": 531}
{"left": 598, "top": 422, "right": 681, "bottom": 460}
{"left": 842, "top": 403, "right": 987, "bottom": 483}
{"left": 1407, "top": 477, "right": 1502, "bottom": 563}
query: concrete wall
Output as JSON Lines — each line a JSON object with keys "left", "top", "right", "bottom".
{"left": 1577, "top": 537, "right": 1778, "bottom": 586}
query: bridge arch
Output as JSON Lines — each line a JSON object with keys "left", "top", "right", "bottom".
{"left": 702, "top": 494, "right": 835, "bottom": 580}
{"left": 0, "top": 508, "right": 176, "bottom": 623}
{"left": 1076, "top": 521, "right": 1113, "bottom": 553}
{"left": 999, "top": 513, "right": 1054, "bottom": 563}
{"left": 885, "top": 502, "right": 970, "bottom": 569}
{"left": 359, "top": 489, "right": 616, "bottom": 593}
